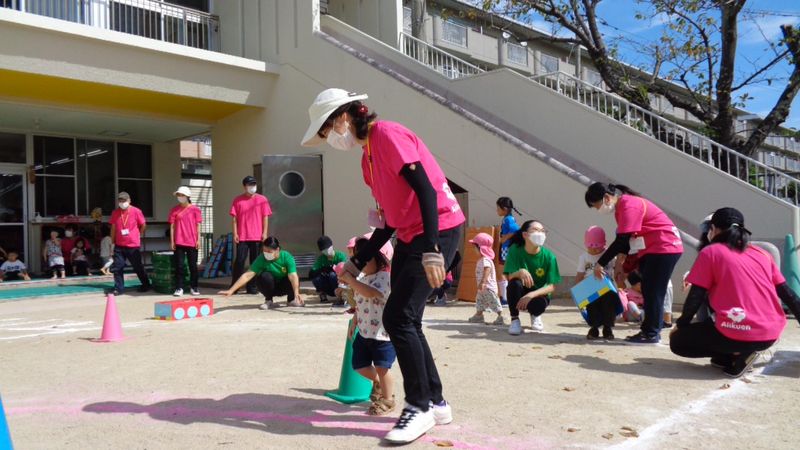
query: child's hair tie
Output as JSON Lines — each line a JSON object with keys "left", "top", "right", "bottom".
{"left": 357, "top": 104, "right": 369, "bottom": 116}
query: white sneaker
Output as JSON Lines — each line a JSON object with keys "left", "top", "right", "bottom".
{"left": 508, "top": 319, "right": 522, "bottom": 335}
{"left": 172, "top": 288, "right": 183, "bottom": 297}
{"left": 384, "top": 405, "right": 435, "bottom": 444}
{"left": 531, "top": 314, "right": 544, "bottom": 332}
{"left": 190, "top": 288, "right": 200, "bottom": 296}
{"left": 431, "top": 400, "right": 453, "bottom": 425}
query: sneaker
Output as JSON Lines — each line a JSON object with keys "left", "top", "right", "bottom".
{"left": 287, "top": 299, "right": 304, "bottom": 307}
{"left": 500, "top": 298, "right": 508, "bottom": 307}
{"left": 319, "top": 293, "right": 329, "bottom": 303}
{"left": 383, "top": 405, "right": 435, "bottom": 444}
{"left": 491, "top": 315, "right": 505, "bottom": 326}
{"left": 624, "top": 332, "right": 660, "bottom": 344}
{"left": 259, "top": 300, "right": 274, "bottom": 310}
{"left": 587, "top": 327, "right": 600, "bottom": 340}
{"left": 710, "top": 355, "right": 731, "bottom": 369}
{"left": 508, "top": 318, "right": 522, "bottom": 335}
{"left": 104, "top": 288, "right": 121, "bottom": 296}
{"left": 190, "top": 288, "right": 200, "bottom": 296}
{"left": 602, "top": 326, "right": 615, "bottom": 340}
{"left": 431, "top": 400, "right": 453, "bottom": 425}
{"left": 434, "top": 295, "right": 447, "bottom": 306}
{"left": 723, "top": 352, "right": 759, "bottom": 378}
{"left": 468, "top": 313, "right": 484, "bottom": 324}
{"left": 531, "top": 315, "right": 544, "bottom": 332}
{"left": 173, "top": 288, "right": 183, "bottom": 297}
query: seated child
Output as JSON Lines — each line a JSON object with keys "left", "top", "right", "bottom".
{"left": 44, "top": 230, "right": 65, "bottom": 279}
{"left": 339, "top": 237, "right": 396, "bottom": 416}
{"left": 70, "top": 238, "right": 89, "bottom": 276}
{"left": 309, "top": 235, "right": 347, "bottom": 304}
{"left": 623, "top": 271, "right": 673, "bottom": 326}
{"left": 467, "top": 233, "right": 504, "bottom": 325}
{"left": 575, "top": 226, "right": 621, "bottom": 340}
{"left": 0, "top": 251, "right": 31, "bottom": 282}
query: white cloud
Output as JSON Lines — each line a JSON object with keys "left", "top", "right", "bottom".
{"left": 630, "top": 12, "right": 672, "bottom": 33}
{"left": 740, "top": 15, "right": 800, "bottom": 45}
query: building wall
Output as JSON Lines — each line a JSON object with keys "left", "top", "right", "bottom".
{"left": 152, "top": 141, "right": 183, "bottom": 222}
{"left": 326, "top": 0, "right": 402, "bottom": 47}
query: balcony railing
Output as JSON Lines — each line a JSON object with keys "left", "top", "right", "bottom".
{"left": 2, "top": 0, "right": 220, "bottom": 51}
{"left": 399, "top": 32, "right": 484, "bottom": 79}
{"left": 531, "top": 71, "right": 800, "bottom": 205}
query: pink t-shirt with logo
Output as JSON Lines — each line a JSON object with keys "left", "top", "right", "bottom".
{"left": 109, "top": 206, "right": 146, "bottom": 248}
{"left": 168, "top": 204, "right": 202, "bottom": 247}
{"left": 229, "top": 193, "right": 272, "bottom": 242}
{"left": 686, "top": 244, "right": 787, "bottom": 342}
{"left": 361, "top": 121, "right": 465, "bottom": 243}
{"left": 615, "top": 195, "right": 683, "bottom": 256}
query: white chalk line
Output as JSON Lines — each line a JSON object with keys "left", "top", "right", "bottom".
{"left": 0, "top": 320, "right": 145, "bottom": 341}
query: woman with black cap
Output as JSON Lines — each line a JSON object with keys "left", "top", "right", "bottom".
{"left": 302, "top": 88, "right": 464, "bottom": 444}
{"left": 671, "top": 207, "right": 800, "bottom": 377}
{"left": 584, "top": 182, "right": 683, "bottom": 344}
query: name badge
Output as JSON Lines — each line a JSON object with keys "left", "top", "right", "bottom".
{"left": 629, "top": 236, "right": 645, "bottom": 252}
{"left": 367, "top": 208, "right": 386, "bottom": 229}
{"left": 120, "top": 228, "right": 130, "bottom": 236}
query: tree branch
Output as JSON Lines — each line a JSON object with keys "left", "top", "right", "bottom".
{"left": 731, "top": 49, "right": 792, "bottom": 92}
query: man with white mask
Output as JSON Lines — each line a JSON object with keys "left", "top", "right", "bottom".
{"left": 107, "top": 191, "right": 151, "bottom": 295}
{"left": 230, "top": 175, "right": 272, "bottom": 295}
{"left": 502, "top": 220, "right": 562, "bottom": 335}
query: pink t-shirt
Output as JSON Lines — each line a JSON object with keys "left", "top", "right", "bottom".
{"left": 686, "top": 244, "right": 787, "bottom": 342}
{"left": 109, "top": 206, "right": 146, "bottom": 248}
{"left": 615, "top": 195, "right": 682, "bottom": 256}
{"left": 361, "top": 121, "right": 465, "bottom": 243}
{"left": 229, "top": 194, "right": 272, "bottom": 242}
{"left": 168, "top": 204, "right": 202, "bottom": 247}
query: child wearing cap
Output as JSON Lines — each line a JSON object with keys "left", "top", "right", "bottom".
{"left": 467, "top": 233, "right": 504, "bottom": 325}
{"left": 575, "top": 226, "right": 620, "bottom": 340}
{"left": 310, "top": 235, "right": 348, "bottom": 304}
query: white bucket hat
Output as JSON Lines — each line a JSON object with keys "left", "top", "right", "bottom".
{"left": 174, "top": 186, "right": 192, "bottom": 197}
{"left": 301, "top": 88, "right": 368, "bottom": 147}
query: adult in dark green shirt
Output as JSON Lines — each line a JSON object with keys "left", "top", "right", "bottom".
{"left": 219, "top": 236, "right": 304, "bottom": 309}
{"left": 309, "top": 235, "right": 348, "bottom": 303}
{"left": 502, "top": 220, "right": 561, "bottom": 335}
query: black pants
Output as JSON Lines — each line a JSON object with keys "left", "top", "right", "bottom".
{"left": 232, "top": 241, "right": 260, "bottom": 294}
{"left": 639, "top": 252, "right": 681, "bottom": 337}
{"left": 174, "top": 245, "right": 199, "bottom": 290}
{"left": 382, "top": 226, "right": 461, "bottom": 410}
{"left": 587, "top": 292, "right": 619, "bottom": 329}
{"left": 256, "top": 272, "right": 295, "bottom": 303}
{"left": 670, "top": 320, "right": 774, "bottom": 361}
{"left": 73, "top": 260, "right": 89, "bottom": 276}
{"left": 112, "top": 246, "right": 150, "bottom": 293}
{"left": 311, "top": 271, "right": 339, "bottom": 296}
{"left": 506, "top": 279, "right": 550, "bottom": 319}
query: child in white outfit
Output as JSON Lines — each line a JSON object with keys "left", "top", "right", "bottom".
{"left": 467, "top": 233, "right": 504, "bottom": 325}
{"left": 100, "top": 227, "right": 113, "bottom": 276}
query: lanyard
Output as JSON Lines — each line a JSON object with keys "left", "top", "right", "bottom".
{"left": 121, "top": 210, "right": 130, "bottom": 228}
{"left": 365, "top": 124, "right": 382, "bottom": 219}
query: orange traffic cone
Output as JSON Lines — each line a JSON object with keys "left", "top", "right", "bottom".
{"left": 93, "top": 293, "right": 125, "bottom": 343}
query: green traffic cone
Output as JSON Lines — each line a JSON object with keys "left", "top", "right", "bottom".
{"left": 0, "top": 395, "right": 13, "bottom": 450}
{"left": 325, "top": 318, "right": 373, "bottom": 404}
{"left": 783, "top": 234, "right": 800, "bottom": 298}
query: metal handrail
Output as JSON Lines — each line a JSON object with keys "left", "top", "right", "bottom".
{"left": 3, "top": 0, "right": 220, "bottom": 51}
{"left": 531, "top": 71, "right": 800, "bottom": 205}
{"left": 398, "top": 32, "right": 484, "bottom": 79}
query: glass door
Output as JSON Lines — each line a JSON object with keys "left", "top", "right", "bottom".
{"left": 0, "top": 166, "right": 27, "bottom": 262}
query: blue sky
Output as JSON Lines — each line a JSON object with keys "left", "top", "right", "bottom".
{"left": 498, "top": 0, "right": 800, "bottom": 131}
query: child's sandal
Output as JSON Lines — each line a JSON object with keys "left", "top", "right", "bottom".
{"left": 368, "top": 397, "right": 396, "bottom": 416}
{"left": 369, "top": 381, "right": 381, "bottom": 402}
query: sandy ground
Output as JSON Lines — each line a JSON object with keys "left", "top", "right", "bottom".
{"left": 1, "top": 290, "right": 798, "bottom": 450}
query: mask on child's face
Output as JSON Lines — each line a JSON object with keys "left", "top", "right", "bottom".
{"left": 528, "top": 232, "right": 546, "bottom": 247}
{"left": 263, "top": 251, "right": 276, "bottom": 261}
{"left": 65, "top": 230, "right": 74, "bottom": 238}
{"left": 177, "top": 195, "right": 188, "bottom": 204}
{"left": 323, "top": 247, "right": 335, "bottom": 257}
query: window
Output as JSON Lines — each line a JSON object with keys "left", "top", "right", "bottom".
{"left": 34, "top": 136, "right": 154, "bottom": 218}
{"left": 540, "top": 53, "right": 558, "bottom": 73}
{"left": 507, "top": 42, "right": 528, "bottom": 66}
{"left": 0, "top": 132, "right": 25, "bottom": 163}
{"left": 403, "top": 6, "right": 412, "bottom": 32}
{"left": 586, "top": 69, "right": 602, "bottom": 87}
{"left": 442, "top": 20, "right": 467, "bottom": 47}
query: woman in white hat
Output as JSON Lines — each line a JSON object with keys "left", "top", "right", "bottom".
{"left": 302, "top": 88, "right": 465, "bottom": 444}
{"left": 169, "top": 186, "right": 203, "bottom": 296}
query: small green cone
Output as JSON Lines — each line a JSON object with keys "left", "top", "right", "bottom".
{"left": 0, "top": 394, "right": 13, "bottom": 450}
{"left": 325, "top": 318, "right": 373, "bottom": 404}
{"left": 783, "top": 234, "right": 800, "bottom": 300}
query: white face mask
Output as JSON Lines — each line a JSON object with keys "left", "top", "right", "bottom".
{"left": 246, "top": 186, "right": 257, "bottom": 195}
{"left": 118, "top": 202, "right": 130, "bottom": 210}
{"left": 177, "top": 196, "right": 188, "bottom": 204}
{"left": 528, "top": 232, "right": 546, "bottom": 247}
{"left": 324, "top": 247, "right": 335, "bottom": 257}
{"left": 598, "top": 198, "right": 615, "bottom": 214}
{"left": 326, "top": 126, "right": 358, "bottom": 151}
{"left": 65, "top": 230, "right": 74, "bottom": 238}
{"left": 263, "top": 251, "right": 276, "bottom": 261}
